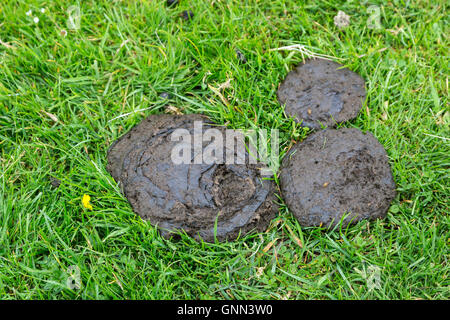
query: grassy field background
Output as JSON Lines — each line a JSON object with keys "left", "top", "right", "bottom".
{"left": 0, "top": 0, "right": 448, "bottom": 299}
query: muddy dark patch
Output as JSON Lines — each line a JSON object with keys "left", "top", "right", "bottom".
{"left": 166, "top": 0, "right": 178, "bottom": 7}
{"left": 50, "top": 177, "right": 61, "bottom": 188}
{"left": 107, "top": 114, "right": 278, "bottom": 242}
{"left": 280, "top": 128, "right": 395, "bottom": 227}
{"left": 181, "top": 10, "right": 194, "bottom": 21}
{"left": 277, "top": 59, "right": 366, "bottom": 129}
{"left": 236, "top": 49, "right": 247, "bottom": 64}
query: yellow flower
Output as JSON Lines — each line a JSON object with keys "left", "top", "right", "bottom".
{"left": 82, "top": 194, "right": 93, "bottom": 210}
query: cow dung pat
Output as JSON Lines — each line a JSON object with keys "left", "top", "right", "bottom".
{"left": 107, "top": 114, "right": 278, "bottom": 242}
{"left": 280, "top": 128, "right": 396, "bottom": 228}
{"left": 277, "top": 58, "right": 366, "bottom": 129}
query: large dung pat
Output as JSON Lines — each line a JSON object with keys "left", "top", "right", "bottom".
{"left": 280, "top": 128, "right": 396, "bottom": 227}
{"left": 277, "top": 59, "right": 366, "bottom": 129}
{"left": 107, "top": 114, "right": 278, "bottom": 242}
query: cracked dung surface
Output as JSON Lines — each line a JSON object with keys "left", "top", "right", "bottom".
{"left": 280, "top": 128, "right": 396, "bottom": 227}
{"left": 277, "top": 58, "right": 366, "bottom": 129}
{"left": 107, "top": 114, "right": 278, "bottom": 242}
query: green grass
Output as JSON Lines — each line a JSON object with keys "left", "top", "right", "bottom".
{"left": 0, "top": 0, "right": 448, "bottom": 299}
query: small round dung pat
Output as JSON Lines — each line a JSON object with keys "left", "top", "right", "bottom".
{"left": 277, "top": 59, "right": 366, "bottom": 129}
